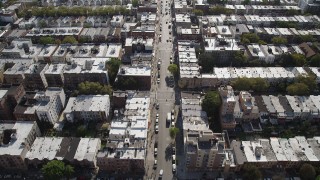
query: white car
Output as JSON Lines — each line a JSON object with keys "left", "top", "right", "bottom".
{"left": 156, "top": 118, "right": 159, "bottom": 124}
{"left": 172, "top": 164, "right": 176, "bottom": 172}
{"left": 159, "top": 169, "right": 164, "bottom": 177}
{"left": 172, "top": 155, "right": 176, "bottom": 163}
{"left": 155, "top": 125, "right": 159, "bottom": 133}
{"left": 157, "top": 78, "right": 160, "bottom": 84}
{"left": 171, "top": 121, "right": 175, "bottom": 127}
{"left": 154, "top": 160, "right": 157, "bottom": 168}
{"left": 154, "top": 147, "right": 158, "bottom": 156}
{"left": 156, "top": 113, "right": 159, "bottom": 118}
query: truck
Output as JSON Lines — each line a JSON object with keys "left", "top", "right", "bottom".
{"left": 167, "top": 112, "right": 171, "bottom": 123}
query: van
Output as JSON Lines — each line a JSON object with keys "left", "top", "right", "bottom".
{"left": 167, "top": 112, "right": 171, "bottom": 123}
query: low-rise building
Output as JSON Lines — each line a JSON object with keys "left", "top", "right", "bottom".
{"left": 64, "top": 95, "right": 110, "bottom": 123}
{"left": 0, "top": 121, "right": 41, "bottom": 170}
{"left": 204, "top": 37, "right": 241, "bottom": 64}
{"left": 63, "top": 58, "right": 109, "bottom": 89}
{"left": 219, "top": 86, "right": 237, "bottom": 130}
{"left": 44, "top": 64, "right": 65, "bottom": 87}
{"left": 116, "top": 65, "right": 151, "bottom": 90}
{"left": 26, "top": 137, "right": 101, "bottom": 168}
{"left": 23, "top": 63, "right": 49, "bottom": 91}
{"left": 97, "top": 91, "right": 149, "bottom": 174}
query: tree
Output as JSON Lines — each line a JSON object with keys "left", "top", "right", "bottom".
{"left": 168, "top": 64, "right": 179, "bottom": 76}
{"left": 309, "top": 54, "right": 320, "bottom": 67}
{"left": 132, "top": 0, "right": 139, "bottom": 7}
{"left": 193, "top": 9, "right": 204, "bottom": 16}
{"left": 38, "top": 19, "right": 48, "bottom": 28}
{"left": 201, "top": 91, "right": 221, "bottom": 117}
{"left": 241, "top": 33, "right": 260, "bottom": 44}
{"left": 64, "top": 165, "right": 74, "bottom": 179}
{"left": 286, "top": 83, "right": 309, "bottom": 96}
{"left": 106, "top": 58, "right": 121, "bottom": 84}
{"left": 271, "top": 36, "right": 288, "bottom": 45}
{"left": 76, "top": 125, "right": 87, "bottom": 137}
{"left": 291, "top": 53, "right": 306, "bottom": 66}
{"left": 251, "top": 78, "right": 269, "bottom": 92}
{"left": 209, "top": 6, "right": 231, "bottom": 15}
{"left": 242, "top": 164, "right": 262, "bottom": 180}
{"left": 198, "top": 53, "right": 217, "bottom": 72}
{"left": 62, "top": 36, "right": 78, "bottom": 44}
{"left": 299, "top": 163, "right": 316, "bottom": 180}
{"left": 258, "top": 40, "right": 267, "bottom": 45}
{"left": 42, "top": 160, "right": 74, "bottom": 180}
{"left": 77, "top": 81, "right": 112, "bottom": 95}
{"left": 169, "top": 127, "right": 179, "bottom": 139}
{"left": 232, "top": 51, "right": 248, "bottom": 66}
{"left": 39, "top": 37, "right": 55, "bottom": 45}
{"left": 231, "top": 77, "right": 252, "bottom": 91}
{"left": 296, "top": 75, "right": 317, "bottom": 92}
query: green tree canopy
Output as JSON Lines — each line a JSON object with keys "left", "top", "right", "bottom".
{"left": 209, "top": 6, "right": 232, "bottom": 15}
{"left": 132, "top": 0, "right": 139, "bottom": 7}
{"left": 76, "top": 125, "right": 87, "bottom": 137}
{"left": 241, "top": 33, "right": 260, "bottom": 44}
{"left": 231, "top": 77, "right": 269, "bottom": 92}
{"left": 231, "top": 51, "right": 248, "bottom": 66}
{"left": 291, "top": 53, "right": 307, "bottom": 66}
{"left": 115, "top": 76, "right": 138, "bottom": 90}
{"left": 286, "top": 83, "right": 309, "bottom": 96}
{"left": 193, "top": 9, "right": 204, "bottom": 16}
{"left": 242, "top": 164, "right": 262, "bottom": 180}
{"left": 39, "top": 37, "right": 55, "bottom": 45}
{"left": 41, "top": 160, "right": 74, "bottom": 180}
{"left": 106, "top": 58, "right": 121, "bottom": 84}
{"left": 168, "top": 64, "right": 179, "bottom": 76}
{"left": 271, "top": 36, "right": 288, "bottom": 45}
{"left": 299, "top": 163, "right": 316, "bottom": 180}
{"left": 201, "top": 91, "right": 221, "bottom": 117}
{"left": 77, "top": 81, "right": 113, "bottom": 96}
{"left": 296, "top": 75, "right": 317, "bottom": 92}
{"left": 309, "top": 54, "right": 320, "bottom": 67}
{"left": 198, "top": 53, "right": 217, "bottom": 73}
{"left": 62, "top": 36, "right": 78, "bottom": 44}
{"left": 169, "top": 127, "right": 179, "bottom": 139}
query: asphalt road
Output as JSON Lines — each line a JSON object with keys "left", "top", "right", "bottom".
{"left": 146, "top": 0, "right": 176, "bottom": 179}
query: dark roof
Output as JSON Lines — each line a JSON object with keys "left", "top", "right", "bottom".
{"left": 230, "top": 140, "right": 247, "bottom": 165}
{"left": 254, "top": 96, "right": 267, "bottom": 112}
{"left": 55, "top": 137, "right": 81, "bottom": 161}
{"left": 299, "top": 42, "right": 316, "bottom": 58}
{"left": 278, "top": 95, "right": 293, "bottom": 112}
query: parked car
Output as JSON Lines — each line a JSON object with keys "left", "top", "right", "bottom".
{"left": 154, "top": 160, "right": 157, "bottom": 168}
{"left": 156, "top": 118, "right": 159, "bottom": 124}
{"left": 172, "top": 146, "right": 176, "bottom": 154}
{"left": 172, "top": 155, "right": 176, "bottom": 164}
{"left": 159, "top": 169, "right": 164, "bottom": 178}
{"left": 156, "top": 113, "right": 159, "bottom": 118}
{"left": 156, "top": 103, "right": 159, "bottom": 109}
{"left": 154, "top": 147, "right": 158, "bottom": 157}
{"left": 172, "top": 164, "right": 176, "bottom": 173}
{"left": 155, "top": 125, "right": 159, "bottom": 133}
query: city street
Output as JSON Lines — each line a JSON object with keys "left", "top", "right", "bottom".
{"left": 145, "top": 0, "right": 176, "bottom": 179}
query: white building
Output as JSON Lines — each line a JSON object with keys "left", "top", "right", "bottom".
{"left": 35, "top": 87, "right": 66, "bottom": 124}
{"left": 0, "top": 121, "right": 41, "bottom": 170}
{"left": 64, "top": 95, "right": 110, "bottom": 122}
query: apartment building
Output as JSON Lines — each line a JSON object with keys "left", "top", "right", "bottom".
{"left": 23, "top": 63, "right": 49, "bottom": 91}
{"left": 185, "top": 131, "right": 233, "bottom": 171}
{"left": 124, "top": 37, "right": 154, "bottom": 56}
{"left": 64, "top": 95, "right": 110, "bottom": 123}
{"left": 116, "top": 65, "right": 151, "bottom": 90}
{"left": 219, "top": 86, "right": 237, "bottom": 130}
{"left": 0, "top": 85, "right": 25, "bottom": 120}
{"left": 204, "top": 37, "right": 241, "bottom": 64}
{"left": 37, "top": 45, "right": 58, "bottom": 63}
{"left": 63, "top": 58, "right": 109, "bottom": 89}
{"left": 0, "top": 121, "right": 41, "bottom": 170}
{"left": 97, "top": 91, "right": 149, "bottom": 174}
{"left": 30, "top": 88, "right": 66, "bottom": 124}
{"left": 3, "top": 61, "right": 31, "bottom": 85}
{"left": 239, "top": 91, "right": 259, "bottom": 121}
{"left": 26, "top": 137, "right": 101, "bottom": 168}
{"left": 44, "top": 64, "right": 65, "bottom": 87}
